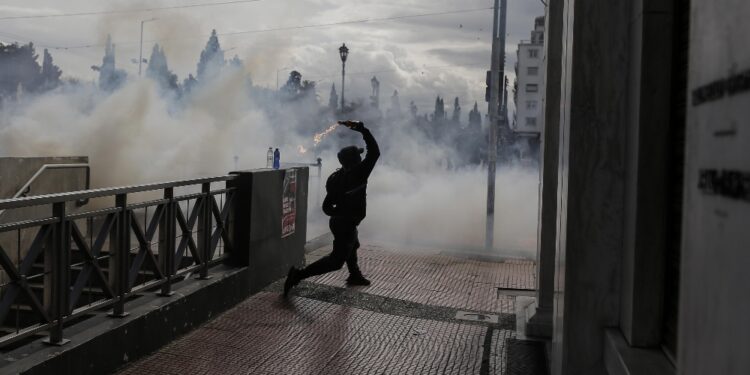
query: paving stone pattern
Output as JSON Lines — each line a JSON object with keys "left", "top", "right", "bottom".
{"left": 118, "top": 245, "right": 535, "bottom": 375}
{"left": 309, "top": 245, "right": 536, "bottom": 314}
{"left": 278, "top": 281, "right": 515, "bottom": 330}
{"left": 505, "top": 339, "right": 549, "bottom": 375}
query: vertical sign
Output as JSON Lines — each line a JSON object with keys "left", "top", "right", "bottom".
{"left": 281, "top": 169, "right": 297, "bottom": 238}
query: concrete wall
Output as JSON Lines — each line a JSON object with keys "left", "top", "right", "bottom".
{"left": 679, "top": 0, "right": 750, "bottom": 373}
{"left": 228, "top": 167, "right": 309, "bottom": 292}
{"left": 0, "top": 157, "right": 89, "bottom": 275}
{"left": 0, "top": 156, "right": 88, "bottom": 200}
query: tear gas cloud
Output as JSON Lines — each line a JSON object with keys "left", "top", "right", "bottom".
{"left": 0, "top": 56, "right": 539, "bottom": 260}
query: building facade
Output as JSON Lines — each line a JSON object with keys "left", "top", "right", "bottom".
{"left": 512, "top": 16, "right": 545, "bottom": 159}
{"left": 531, "top": 0, "right": 750, "bottom": 374}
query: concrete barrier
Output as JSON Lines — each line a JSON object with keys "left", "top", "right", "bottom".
{"left": 228, "top": 167, "right": 309, "bottom": 292}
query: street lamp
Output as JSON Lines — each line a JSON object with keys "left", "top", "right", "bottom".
{"left": 339, "top": 43, "right": 349, "bottom": 111}
{"left": 139, "top": 18, "right": 158, "bottom": 76}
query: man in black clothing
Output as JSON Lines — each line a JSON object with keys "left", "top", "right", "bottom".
{"left": 284, "top": 121, "right": 380, "bottom": 297}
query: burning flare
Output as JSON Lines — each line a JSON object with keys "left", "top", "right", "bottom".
{"left": 297, "top": 145, "right": 308, "bottom": 154}
{"left": 313, "top": 123, "right": 339, "bottom": 146}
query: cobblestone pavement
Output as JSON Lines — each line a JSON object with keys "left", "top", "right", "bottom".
{"left": 118, "top": 245, "right": 536, "bottom": 375}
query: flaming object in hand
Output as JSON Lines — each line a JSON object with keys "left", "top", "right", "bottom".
{"left": 313, "top": 123, "right": 339, "bottom": 146}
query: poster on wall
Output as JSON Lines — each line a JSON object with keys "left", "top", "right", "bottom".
{"left": 281, "top": 169, "right": 297, "bottom": 238}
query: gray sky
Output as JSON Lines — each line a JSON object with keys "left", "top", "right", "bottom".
{"left": 0, "top": 0, "right": 544, "bottom": 114}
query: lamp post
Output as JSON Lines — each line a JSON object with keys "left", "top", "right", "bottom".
{"left": 139, "top": 18, "right": 158, "bottom": 76}
{"left": 339, "top": 43, "right": 349, "bottom": 111}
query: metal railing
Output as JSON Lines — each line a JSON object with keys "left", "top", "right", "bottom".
{"left": 0, "top": 175, "right": 236, "bottom": 347}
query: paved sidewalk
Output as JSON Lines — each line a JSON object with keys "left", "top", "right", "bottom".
{"left": 117, "top": 245, "right": 538, "bottom": 375}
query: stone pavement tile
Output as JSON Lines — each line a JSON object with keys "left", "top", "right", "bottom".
{"left": 119, "top": 245, "right": 536, "bottom": 375}
{"left": 119, "top": 351, "right": 209, "bottom": 375}
{"left": 307, "top": 246, "right": 535, "bottom": 315}
{"left": 118, "top": 293, "right": 495, "bottom": 375}
{"left": 489, "top": 329, "right": 517, "bottom": 374}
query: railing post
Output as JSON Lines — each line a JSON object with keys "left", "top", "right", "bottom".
{"left": 198, "top": 182, "right": 212, "bottom": 279}
{"left": 109, "top": 194, "right": 130, "bottom": 317}
{"left": 159, "top": 188, "right": 176, "bottom": 296}
{"left": 43, "top": 202, "right": 70, "bottom": 345}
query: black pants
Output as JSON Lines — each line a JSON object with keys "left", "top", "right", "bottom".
{"left": 298, "top": 216, "right": 362, "bottom": 279}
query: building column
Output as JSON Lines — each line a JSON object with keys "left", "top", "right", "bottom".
{"left": 525, "top": 0, "right": 564, "bottom": 339}
{"left": 551, "top": 0, "right": 631, "bottom": 373}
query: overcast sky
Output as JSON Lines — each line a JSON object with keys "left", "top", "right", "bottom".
{"left": 0, "top": 0, "right": 544, "bottom": 114}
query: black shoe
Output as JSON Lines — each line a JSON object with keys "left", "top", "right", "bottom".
{"left": 283, "top": 267, "right": 300, "bottom": 297}
{"left": 346, "top": 274, "right": 371, "bottom": 286}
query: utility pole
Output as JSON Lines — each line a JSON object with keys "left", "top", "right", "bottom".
{"left": 486, "top": 0, "right": 507, "bottom": 250}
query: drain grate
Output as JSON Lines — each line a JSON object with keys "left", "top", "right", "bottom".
{"left": 497, "top": 287, "right": 536, "bottom": 297}
{"left": 455, "top": 311, "right": 500, "bottom": 324}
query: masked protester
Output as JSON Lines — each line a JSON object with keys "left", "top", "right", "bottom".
{"left": 284, "top": 121, "right": 380, "bottom": 297}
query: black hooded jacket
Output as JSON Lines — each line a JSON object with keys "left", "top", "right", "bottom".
{"left": 322, "top": 128, "right": 380, "bottom": 223}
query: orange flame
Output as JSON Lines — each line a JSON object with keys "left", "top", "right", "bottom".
{"left": 297, "top": 145, "right": 308, "bottom": 154}
{"left": 313, "top": 123, "right": 339, "bottom": 146}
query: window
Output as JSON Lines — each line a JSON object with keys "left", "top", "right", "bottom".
{"left": 526, "top": 100, "right": 538, "bottom": 110}
{"left": 526, "top": 84, "right": 539, "bottom": 93}
{"left": 528, "top": 49, "right": 539, "bottom": 58}
{"left": 526, "top": 117, "right": 537, "bottom": 126}
{"left": 528, "top": 67, "right": 539, "bottom": 76}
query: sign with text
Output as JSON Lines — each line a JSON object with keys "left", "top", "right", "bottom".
{"left": 281, "top": 169, "right": 297, "bottom": 238}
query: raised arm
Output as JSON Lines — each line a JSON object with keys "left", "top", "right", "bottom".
{"left": 355, "top": 127, "right": 380, "bottom": 178}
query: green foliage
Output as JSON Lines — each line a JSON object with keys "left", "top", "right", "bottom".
{"left": 196, "top": 29, "right": 225, "bottom": 81}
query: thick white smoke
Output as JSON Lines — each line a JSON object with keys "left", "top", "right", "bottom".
{"left": 360, "top": 166, "right": 539, "bottom": 258}
{"left": 0, "top": 67, "right": 539, "bottom": 259}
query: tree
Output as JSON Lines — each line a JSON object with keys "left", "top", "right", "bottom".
{"left": 146, "top": 44, "right": 180, "bottom": 93}
{"left": 328, "top": 83, "right": 338, "bottom": 111}
{"left": 433, "top": 96, "right": 445, "bottom": 122}
{"left": 280, "top": 71, "right": 316, "bottom": 102}
{"left": 0, "top": 43, "right": 66, "bottom": 99}
{"left": 0, "top": 42, "right": 42, "bottom": 98}
{"left": 387, "top": 90, "right": 401, "bottom": 118}
{"left": 451, "top": 97, "right": 461, "bottom": 124}
{"left": 283, "top": 71, "right": 302, "bottom": 94}
{"left": 229, "top": 55, "right": 243, "bottom": 69}
{"left": 409, "top": 101, "right": 418, "bottom": 118}
{"left": 196, "top": 29, "right": 225, "bottom": 81}
{"left": 468, "top": 101, "right": 482, "bottom": 132}
{"left": 370, "top": 76, "right": 380, "bottom": 108}
{"left": 182, "top": 74, "right": 198, "bottom": 94}
{"left": 300, "top": 80, "right": 317, "bottom": 101}
{"left": 92, "top": 35, "right": 127, "bottom": 91}
{"left": 40, "top": 49, "right": 62, "bottom": 91}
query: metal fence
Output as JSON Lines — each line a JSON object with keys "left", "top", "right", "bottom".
{"left": 0, "top": 175, "right": 236, "bottom": 347}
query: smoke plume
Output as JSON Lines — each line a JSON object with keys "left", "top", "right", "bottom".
{"left": 0, "top": 43, "right": 539, "bottom": 259}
